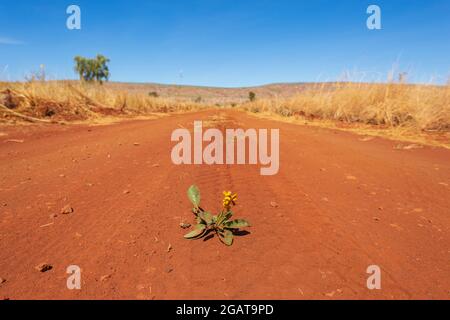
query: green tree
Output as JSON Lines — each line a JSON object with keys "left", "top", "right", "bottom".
{"left": 249, "top": 91, "right": 256, "bottom": 102}
{"left": 74, "top": 55, "right": 110, "bottom": 84}
{"left": 74, "top": 56, "right": 89, "bottom": 81}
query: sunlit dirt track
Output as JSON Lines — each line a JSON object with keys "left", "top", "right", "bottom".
{"left": 0, "top": 109, "right": 449, "bottom": 299}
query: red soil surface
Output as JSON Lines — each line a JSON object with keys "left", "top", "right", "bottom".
{"left": 0, "top": 110, "right": 449, "bottom": 300}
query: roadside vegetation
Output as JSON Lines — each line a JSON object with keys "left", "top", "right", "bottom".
{"left": 241, "top": 82, "right": 450, "bottom": 147}
{"left": 0, "top": 55, "right": 204, "bottom": 124}
{"left": 0, "top": 80, "right": 204, "bottom": 123}
{"left": 0, "top": 58, "right": 448, "bottom": 146}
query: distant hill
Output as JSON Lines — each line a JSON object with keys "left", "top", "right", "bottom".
{"left": 103, "top": 81, "right": 332, "bottom": 104}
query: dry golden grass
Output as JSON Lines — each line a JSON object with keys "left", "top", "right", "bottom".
{"left": 1, "top": 80, "right": 449, "bottom": 147}
{"left": 0, "top": 81, "right": 204, "bottom": 123}
{"left": 241, "top": 82, "right": 450, "bottom": 147}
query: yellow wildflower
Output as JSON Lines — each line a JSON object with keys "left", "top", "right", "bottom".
{"left": 222, "top": 191, "right": 237, "bottom": 209}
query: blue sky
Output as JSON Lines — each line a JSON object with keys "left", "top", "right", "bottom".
{"left": 0, "top": 0, "right": 449, "bottom": 86}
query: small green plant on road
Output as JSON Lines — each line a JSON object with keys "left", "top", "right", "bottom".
{"left": 184, "top": 185, "right": 250, "bottom": 246}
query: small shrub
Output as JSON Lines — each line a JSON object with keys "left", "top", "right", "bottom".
{"left": 184, "top": 185, "right": 250, "bottom": 246}
{"left": 276, "top": 107, "right": 293, "bottom": 117}
{"left": 250, "top": 106, "right": 260, "bottom": 113}
{"left": 249, "top": 91, "right": 256, "bottom": 102}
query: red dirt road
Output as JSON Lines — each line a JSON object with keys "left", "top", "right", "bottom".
{"left": 0, "top": 110, "right": 449, "bottom": 300}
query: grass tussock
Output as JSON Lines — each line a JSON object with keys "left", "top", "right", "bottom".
{"left": 241, "top": 83, "right": 450, "bottom": 146}
{"left": 242, "top": 83, "right": 450, "bottom": 131}
{"left": 0, "top": 81, "right": 204, "bottom": 123}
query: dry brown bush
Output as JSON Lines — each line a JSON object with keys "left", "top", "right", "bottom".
{"left": 0, "top": 81, "right": 205, "bottom": 122}
{"left": 241, "top": 82, "right": 450, "bottom": 133}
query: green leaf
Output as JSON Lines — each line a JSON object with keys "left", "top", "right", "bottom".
{"left": 198, "top": 211, "right": 213, "bottom": 225}
{"left": 216, "top": 210, "right": 233, "bottom": 227}
{"left": 224, "top": 219, "right": 250, "bottom": 229}
{"left": 184, "top": 224, "right": 206, "bottom": 239}
{"left": 218, "top": 229, "right": 234, "bottom": 246}
{"left": 193, "top": 206, "right": 205, "bottom": 214}
{"left": 223, "top": 211, "right": 233, "bottom": 221}
{"left": 187, "top": 185, "right": 200, "bottom": 207}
